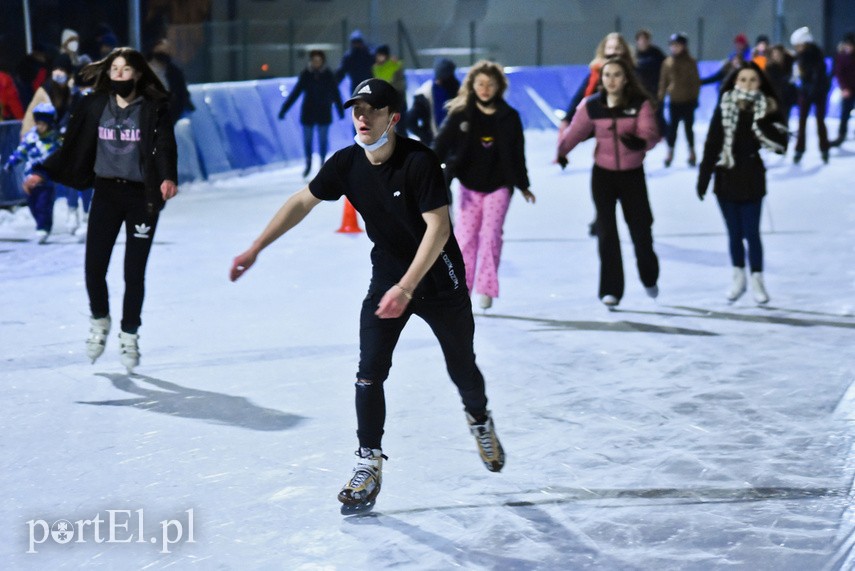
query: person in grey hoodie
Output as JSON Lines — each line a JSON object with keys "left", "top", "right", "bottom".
{"left": 28, "top": 47, "right": 178, "bottom": 372}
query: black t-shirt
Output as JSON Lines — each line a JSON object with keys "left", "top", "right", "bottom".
{"left": 458, "top": 109, "right": 505, "bottom": 192}
{"left": 309, "top": 137, "right": 465, "bottom": 295}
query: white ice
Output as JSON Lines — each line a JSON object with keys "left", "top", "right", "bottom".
{"left": 1, "top": 120, "right": 854, "bottom": 570}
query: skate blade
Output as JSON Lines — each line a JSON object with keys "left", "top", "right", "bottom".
{"left": 340, "top": 499, "right": 376, "bottom": 516}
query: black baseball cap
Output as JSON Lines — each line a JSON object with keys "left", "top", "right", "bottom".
{"left": 343, "top": 78, "right": 400, "bottom": 112}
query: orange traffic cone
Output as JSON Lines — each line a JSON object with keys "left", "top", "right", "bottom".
{"left": 336, "top": 198, "right": 363, "bottom": 233}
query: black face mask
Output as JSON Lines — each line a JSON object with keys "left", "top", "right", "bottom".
{"left": 110, "top": 79, "right": 136, "bottom": 98}
{"left": 476, "top": 94, "right": 497, "bottom": 107}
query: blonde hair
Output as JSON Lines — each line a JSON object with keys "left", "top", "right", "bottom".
{"left": 445, "top": 60, "right": 508, "bottom": 115}
{"left": 593, "top": 32, "right": 636, "bottom": 67}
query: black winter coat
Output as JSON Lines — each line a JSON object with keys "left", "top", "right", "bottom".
{"left": 794, "top": 43, "right": 830, "bottom": 102}
{"left": 432, "top": 98, "right": 530, "bottom": 192}
{"left": 36, "top": 91, "right": 177, "bottom": 212}
{"left": 698, "top": 101, "right": 788, "bottom": 202}
{"left": 279, "top": 66, "right": 343, "bottom": 125}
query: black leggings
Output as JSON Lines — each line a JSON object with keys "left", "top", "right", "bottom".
{"left": 354, "top": 283, "right": 488, "bottom": 449}
{"left": 666, "top": 101, "right": 697, "bottom": 149}
{"left": 592, "top": 165, "right": 659, "bottom": 300}
{"left": 86, "top": 178, "right": 160, "bottom": 333}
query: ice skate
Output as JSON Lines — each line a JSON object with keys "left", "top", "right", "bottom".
{"left": 86, "top": 316, "right": 111, "bottom": 363}
{"left": 750, "top": 272, "right": 770, "bottom": 304}
{"left": 478, "top": 294, "right": 492, "bottom": 310}
{"left": 118, "top": 331, "right": 140, "bottom": 373}
{"left": 600, "top": 294, "right": 619, "bottom": 308}
{"left": 74, "top": 211, "right": 89, "bottom": 242}
{"left": 339, "top": 447, "right": 386, "bottom": 515}
{"left": 466, "top": 411, "right": 505, "bottom": 472}
{"left": 35, "top": 230, "right": 49, "bottom": 244}
{"left": 67, "top": 207, "right": 80, "bottom": 234}
{"left": 727, "top": 267, "right": 747, "bottom": 302}
{"left": 664, "top": 147, "right": 674, "bottom": 168}
{"left": 687, "top": 148, "right": 697, "bottom": 167}
{"left": 644, "top": 285, "right": 659, "bottom": 299}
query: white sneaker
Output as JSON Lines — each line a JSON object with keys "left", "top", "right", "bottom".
{"left": 35, "top": 230, "right": 49, "bottom": 244}
{"left": 644, "top": 285, "right": 659, "bottom": 299}
{"left": 478, "top": 294, "right": 493, "bottom": 309}
{"left": 338, "top": 447, "right": 386, "bottom": 507}
{"left": 601, "top": 295, "right": 619, "bottom": 307}
{"left": 87, "top": 316, "right": 111, "bottom": 363}
{"left": 466, "top": 411, "right": 505, "bottom": 472}
{"left": 750, "top": 272, "right": 770, "bottom": 304}
{"left": 118, "top": 331, "right": 140, "bottom": 372}
{"left": 727, "top": 267, "right": 747, "bottom": 301}
{"left": 66, "top": 207, "right": 80, "bottom": 234}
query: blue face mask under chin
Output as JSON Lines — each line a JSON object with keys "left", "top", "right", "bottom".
{"left": 354, "top": 118, "right": 394, "bottom": 151}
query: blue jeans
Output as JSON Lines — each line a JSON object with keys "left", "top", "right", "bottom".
{"left": 716, "top": 196, "right": 763, "bottom": 272}
{"left": 302, "top": 124, "right": 330, "bottom": 166}
{"left": 28, "top": 181, "right": 55, "bottom": 231}
{"left": 63, "top": 184, "right": 93, "bottom": 213}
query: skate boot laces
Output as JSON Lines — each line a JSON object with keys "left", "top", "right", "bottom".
{"left": 467, "top": 411, "right": 506, "bottom": 472}
{"left": 338, "top": 447, "right": 386, "bottom": 505}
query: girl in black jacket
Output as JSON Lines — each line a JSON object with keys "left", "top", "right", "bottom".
{"left": 278, "top": 50, "right": 344, "bottom": 178}
{"left": 432, "top": 60, "right": 535, "bottom": 310}
{"left": 697, "top": 61, "right": 788, "bottom": 304}
{"left": 27, "top": 47, "right": 178, "bottom": 372}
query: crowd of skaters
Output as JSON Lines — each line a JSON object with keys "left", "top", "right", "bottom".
{"left": 0, "top": 22, "right": 854, "bottom": 354}
{"left": 0, "top": 17, "right": 853, "bottom": 514}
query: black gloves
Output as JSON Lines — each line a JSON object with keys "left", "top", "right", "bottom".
{"left": 556, "top": 156, "right": 568, "bottom": 170}
{"left": 619, "top": 133, "right": 646, "bottom": 151}
{"left": 696, "top": 186, "right": 706, "bottom": 201}
{"left": 277, "top": 109, "right": 286, "bottom": 120}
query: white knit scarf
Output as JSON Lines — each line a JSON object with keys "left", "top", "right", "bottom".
{"left": 716, "top": 88, "right": 785, "bottom": 169}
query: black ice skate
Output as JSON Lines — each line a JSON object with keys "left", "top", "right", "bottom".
{"left": 338, "top": 447, "right": 386, "bottom": 515}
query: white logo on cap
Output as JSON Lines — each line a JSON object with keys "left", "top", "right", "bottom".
{"left": 358, "top": 84, "right": 372, "bottom": 95}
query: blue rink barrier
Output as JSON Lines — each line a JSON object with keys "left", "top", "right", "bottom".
{"left": 1, "top": 61, "right": 843, "bottom": 191}
{"left": 0, "top": 121, "right": 25, "bottom": 207}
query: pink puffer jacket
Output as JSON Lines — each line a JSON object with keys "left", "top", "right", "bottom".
{"left": 557, "top": 93, "right": 659, "bottom": 171}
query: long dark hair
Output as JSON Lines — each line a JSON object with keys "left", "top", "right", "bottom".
{"left": 718, "top": 60, "right": 781, "bottom": 107}
{"left": 596, "top": 56, "right": 652, "bottom": 105}
{"left": 81, "top": 47, "right": 168, "bottom": 100}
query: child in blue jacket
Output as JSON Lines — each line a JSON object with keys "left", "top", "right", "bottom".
{"left": 4, "top": 102, "right": 60, "bottom": 243}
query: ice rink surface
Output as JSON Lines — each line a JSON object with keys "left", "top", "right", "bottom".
{"left": 2, "top": 122, "right": 854, "bottom": 569}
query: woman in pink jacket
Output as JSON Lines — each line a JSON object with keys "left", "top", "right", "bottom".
{"left": 556, "top": 57, "right": 660, "bottom": 307}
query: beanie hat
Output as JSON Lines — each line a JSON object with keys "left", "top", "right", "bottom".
{"left": 61, "top": 28, "right": 79, "bottom": 47}
{"left": 32, "top": 102, "right": 56, "bottom": 126}
{"left": 433, "top": 58, "right": 456, "bottom": 80}
{"left": 790, "top": 26, "right": 813, "bottom": 46}
{"left": 375, "top": 44, "right": 390, "bottom": 57}
{"left": 349, "top": 29, "right": 364, "bottom": 42}
{"left": 669, "top": 32, "right": 689, "bottom": 46}
{"left": 734, "top": 33, "right": 748, "bottom": 46}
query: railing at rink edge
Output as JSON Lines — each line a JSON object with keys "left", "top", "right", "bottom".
{"left": 0, "top": 61, "right": 843, "bottom": 204}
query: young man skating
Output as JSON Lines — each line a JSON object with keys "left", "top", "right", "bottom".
{"left": 230, "top": 78, "right": 504, "bottom": 513}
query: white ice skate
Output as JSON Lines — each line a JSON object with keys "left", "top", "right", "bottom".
{"left": 118, "top": 331, "right": 140, "bottom": 373}
{"left": 601, "top": 295, "right": 619, "bottom": 308}
{"left": 66, "top": 207, "right": 80, "bottom": 234}
{"left": 86, "top": 316, "right": 111, "bottom": 363}
{"left": 478, "top": 294, "right": 492, "bottom": 310}
{"left": 750, "top": 272, "right": 769, "bottom": 304}
{"left": 339, "top": 447, "right": 386, "bottom": 515}
{"left": 727, "top": 267, "right": 747, "bottom": 302}
{"left": 35, "top": 230, "right": 49, "bottom": 244}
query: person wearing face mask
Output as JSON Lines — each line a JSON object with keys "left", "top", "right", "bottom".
{"left": 20, "top": 62, "right": 72, "bottom": 138}
{"left": 231, "top": 78, "right": 506, "bottom": 514}
{"left": 432, "top": 60, "right": 535, "bottom": 311}
{"left": 58, "top": 29, "right": 82, "bottom": 70}
{"left": 557, "top": 57, "right": 661, "bottom": 308}
{"left": 26, "top": 47, "right": 178, "bottom": 372}
{"left": 697, "top": 61, "right": 788, "bottom": 304}
{"left": 146, "top": 38, "right": 195, "bottom": 125}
